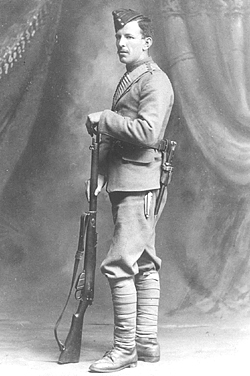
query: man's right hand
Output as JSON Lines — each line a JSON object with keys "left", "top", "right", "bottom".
{"left": 85, "top": 112, "right": 103, "bottom": 136}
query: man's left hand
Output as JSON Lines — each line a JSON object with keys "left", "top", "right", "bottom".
{"left": 85, "top": 174, "right": 106, "bottom": 202}
{"left": 86, "top": 111, "right": 103, "bottom": 136}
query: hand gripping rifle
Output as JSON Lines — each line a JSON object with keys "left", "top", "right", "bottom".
{"left": 155, "top": 139, "right": 177, "bottom": 216}
{"left": 54, "top": 132, "right": 99, "bottom": 364}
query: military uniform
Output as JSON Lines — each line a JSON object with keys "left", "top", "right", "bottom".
{"left": 98, "top": 57, "right": 174, "bottom": 279}
{"left": 88, "top": 9, "right": 174, "bottom": 373}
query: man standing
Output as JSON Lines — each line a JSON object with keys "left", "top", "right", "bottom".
{"left": 86, "top": 8, "right": 174, "bottom": 373}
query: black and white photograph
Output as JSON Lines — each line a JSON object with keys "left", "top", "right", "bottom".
{"left": 0, "top": 1, "right": 250, "bottom": 375}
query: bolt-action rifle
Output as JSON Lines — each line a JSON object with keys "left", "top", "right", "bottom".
{"left": 54, "top": 132, "right": 99, "bottom": 364}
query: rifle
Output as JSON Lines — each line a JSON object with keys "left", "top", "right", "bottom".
{"left": 54, "top": 132, "right": 99, "bottom": 364}
{"left": 155, "top": 139, "right": 177, "bottom": 216}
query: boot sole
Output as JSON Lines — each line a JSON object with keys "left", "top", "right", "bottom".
{"left": 138, "top": 355, "right": 160, "bottom": 363}
{"left": 89, "top": 361, "right": 137, "bottom": 373}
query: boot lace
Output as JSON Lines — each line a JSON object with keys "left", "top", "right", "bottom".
{"left": 103, "top": 348, "right": 116, "bottom": 361}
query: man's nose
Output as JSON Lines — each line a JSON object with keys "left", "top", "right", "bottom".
{"left": 118, "top": 35, "right": 126, "bottom": 47}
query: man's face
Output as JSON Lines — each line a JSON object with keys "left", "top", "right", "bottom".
{"left": 115, "top": 20, "right": 151, "bottom": 66}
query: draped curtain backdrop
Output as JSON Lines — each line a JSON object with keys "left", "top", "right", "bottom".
{"left": 155, "top": 0, "right": 250, "bottom": 315}
{"left": 2, "top": 0, "right": 250, "bottom": 320}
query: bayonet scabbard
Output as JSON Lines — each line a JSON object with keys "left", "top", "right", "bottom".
{"left": 155, "top": 140, "right": 177, "bottom": 216}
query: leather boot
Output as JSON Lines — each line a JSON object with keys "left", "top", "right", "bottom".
{"left": 136, "top": 337, "right": 160, "bottom": 362}
{"left": 135, "top": 270, "right": 160, "bottom": 363}
{"left": 89, "top": 277, "right": 137, "bottom": 373}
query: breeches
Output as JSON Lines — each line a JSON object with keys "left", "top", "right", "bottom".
{"left": 100, "top": 189, "right": 167, "bottom": 279}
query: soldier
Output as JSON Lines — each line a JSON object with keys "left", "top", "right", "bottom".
{"left": 86, "top": 8, "right": 174, "bottom": 373}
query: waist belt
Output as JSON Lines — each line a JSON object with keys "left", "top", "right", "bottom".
{"left": 112, "top": 139, "right": 170, "bottom": 153}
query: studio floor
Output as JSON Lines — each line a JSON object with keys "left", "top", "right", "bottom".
{"left": 0, "top": 310, "right": 250, "bottom": 376}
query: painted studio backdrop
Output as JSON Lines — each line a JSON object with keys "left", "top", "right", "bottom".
{"left": 0, "top": 0, "right": 250, "bottom": 325}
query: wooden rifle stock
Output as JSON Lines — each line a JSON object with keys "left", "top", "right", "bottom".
{"left": 54, "top": 133, "right": 99, "bottom": 364}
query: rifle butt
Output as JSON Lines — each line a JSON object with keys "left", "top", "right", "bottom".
{"left": 58, "top": 302, "right": 88, "bottom": 364}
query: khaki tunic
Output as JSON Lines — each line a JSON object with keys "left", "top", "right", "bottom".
{"left": 98, "top": 58, "right": 174, "bottom": 192}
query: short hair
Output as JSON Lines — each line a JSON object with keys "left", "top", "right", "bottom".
{"left": 136, "top": 16, "right": 154, "bottom": 38}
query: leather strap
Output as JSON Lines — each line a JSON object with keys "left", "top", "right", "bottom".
{"left": 112, "top": 61, "right": 159, "bottom": 110}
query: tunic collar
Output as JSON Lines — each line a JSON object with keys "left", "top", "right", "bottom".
{"left": 126, "top": 56, "right": 153, "bottom": 73}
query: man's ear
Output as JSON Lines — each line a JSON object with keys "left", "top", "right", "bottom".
{"left": 143, "top": 37, "right": 153, "bottom": 51}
